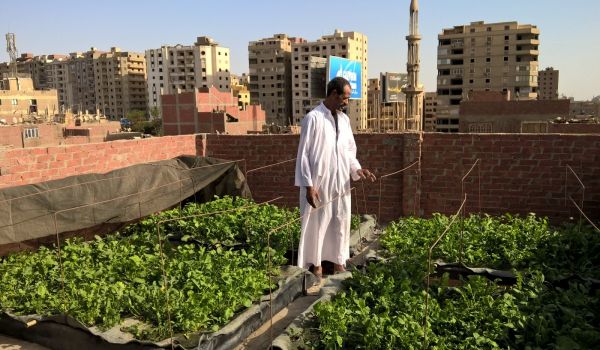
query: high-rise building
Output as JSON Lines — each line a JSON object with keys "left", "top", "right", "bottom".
{"left": 248, "top": 34, "right": 305, "bottom": 126}
{"left": 0, "top": 53, "right": 67, "bottom": 90}
{"left": 66, "top": 48, "right": 104, "bottom": 114}
{"left": 436, "top": 21, "right": 540, "bottom": 132}
{"left": 291, "top": 30, "right": 368, "bottom": 131}
{"left": 46, "top": 58, "right": 70, "bottom": 110}
{"left": 367, "top": 77, "right": 380, "bottom": 131}
{"left": 94, "top": 47, "right": 147, "bottom": 119}
{"left": 538, "top": 67, "right": 559, "bottom": 100}
{"left": 146, "top": 36, "right": 231, "bottom": 117}
{"left": 424, "top": 92, "right": 437, "bottom": 131}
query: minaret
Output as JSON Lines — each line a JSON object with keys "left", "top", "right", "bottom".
{"left": 402, "top": 0, "right": 424, "bottom": 131}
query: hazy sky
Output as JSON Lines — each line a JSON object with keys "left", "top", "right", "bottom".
{"left": 2, "top": 0, "right": 599, "bottom": 100}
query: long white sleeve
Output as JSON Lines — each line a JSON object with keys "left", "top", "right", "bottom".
{"left": 346, "top": 122, "right": 362, "bottom": 181}
{"left": 295, "top": 115, "right": 314, "bottom": 187}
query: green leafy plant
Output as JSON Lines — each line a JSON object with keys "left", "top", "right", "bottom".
{"left": 312, "top": 214, "right": 600, "bottom": 349}
{"left": 0, "top": 197, "right": 300, "bottom": 340}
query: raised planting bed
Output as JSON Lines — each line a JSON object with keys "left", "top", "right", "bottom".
{"left": 0, "top": 197, "right": 317, "bottom": 350}
{"left": 285, "top": 213, "right": 600, "bottom": 349}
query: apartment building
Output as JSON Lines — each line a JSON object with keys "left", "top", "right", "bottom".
{"left": 146, "top": 36, "right": 231, "bottom": 117}
{"left": 436, "top": 21, "right": 540, "bottom": 132}
{"left": 94, "top": 48, "right": 147, "bottom": 119}
{"left": 1, "top": 53, "right": 68, "bottom": 91}
{"left": 367, "top": 78, "right": 380, "bottom": 130}
{"left": 66, "top": 49, "right": 104, "bottom": 114}
{"left": 424, "top": 92, "right": 437, "bottom": 131}
{"left": 291, "top": 30, "right": 368, "bottom": 131}
{"left": 538, "top": 67, "right": 559, "bottom": 100}
{"left": 46, "top": 58, "right": 70, "bottom": 110}
{"left": 248, "top": 34, "right": 305, "bottom": 126}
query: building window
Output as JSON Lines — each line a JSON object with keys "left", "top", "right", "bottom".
{"left": 11, "top": 99, "right": 18, "bottom": 105}
{"left": 504, "top": 35, "right": 509, "bottom": 40}
{"left": 468, "top": 123, "right": 492, "bottom": 133}
{"left": 470, "top": 58, "right": 475, "bottom": 63}
{"left": 486, "top": 57, "right": 491, "bottom": 62}
{"left": 485, "top": 78, "right": 490, "bottom": 83}
{"left": 23, "top": 127, "right": 39, "bottom": 139}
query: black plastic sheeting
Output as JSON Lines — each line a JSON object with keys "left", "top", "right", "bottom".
{"left": 0, "top": 156, "right": 251, "bottom": 245}
{"left": 0, "top": 266, "right": 315, "bottom": 350}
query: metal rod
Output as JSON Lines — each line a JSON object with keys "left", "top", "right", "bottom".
{"left": 423, "top": 193, "right": 467, "bottom": 349}
{"left": 376, "top": 160, "right": 420, "bottom": 222}
{"left": 155, "top": 222, "right": 175, "bottom": 350}
{"left": 53, "top": 213, "right": 67, "bottom": 313}
{"left": 567, "top": 195, "right": 599, "bottom": 233}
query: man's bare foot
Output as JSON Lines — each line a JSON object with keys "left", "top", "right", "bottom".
{"left": 313, "top": 265, "right": 323, "bottom": 277}
{"left": 312, "top": 265, "right": 323, "bottom": 285}
{"left": 333, "top": 263, "right": 346, "bottom": 274}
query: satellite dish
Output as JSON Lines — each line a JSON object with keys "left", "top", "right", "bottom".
{"left": 12, "top": 117, "right": 17, "bottom": 124}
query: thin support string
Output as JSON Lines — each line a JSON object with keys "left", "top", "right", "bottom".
{"left": 377, "top": 160, "right": 420, "bottom": 222}
{"left": 155, "top": 222, "right": 175, "bottom": 350}
{"left": 52, "top": 213, "right": 67, "bottom": 314}
{"left": 460, "top": 159, "right": 481, "bottom": 260}
{"left": 568, "top": 195, "right": 600, "bottom": 233}
{"left": 360, "top": 181, "right": 367, "bottom": 215}
{"left": 414, "top": 132, "right": 423, "bottom": 216}
{"left": 565, "top": 165, "right": 586, "bottom": 230}
{"left": 0, "top": 159, "right": 243, "bottom": 206}
{"left": 0, "top": 160, "right": 244, "bottom": 231}
{"left": 246, "top": 158, "right": 296, "bottom": 175}
{"left": 423, "top": 193, "right": 467, "bottom": 349}
{"left": 353, "top": 188, "right": 364, "bottom": 252}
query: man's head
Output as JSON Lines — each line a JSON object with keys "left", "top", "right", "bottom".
{"left": 326, "top": 77, "right": 352, "bottom": 111}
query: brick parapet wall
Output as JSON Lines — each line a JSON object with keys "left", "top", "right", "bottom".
{"left": 1, "top": 132, "right": 598, "bottom": 224}
{"left": 0, "top": 135, "right": 201, "bottom": 189}
{"left": 204, "top": 134, "right": 406, "bottom": 222}
{"left": 413, "top": 133, "right": 600, "bottom": 223}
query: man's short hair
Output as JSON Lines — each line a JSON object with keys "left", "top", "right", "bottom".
{"left": 326, "top": 77, "right": 351, "bottom": 97}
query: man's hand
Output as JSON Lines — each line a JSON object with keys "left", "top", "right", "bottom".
{"left": 356, "top": 169, "right": 376, "bottom": 182}
{"left": 306, "top": 186, "right": 321, "bottom": 208}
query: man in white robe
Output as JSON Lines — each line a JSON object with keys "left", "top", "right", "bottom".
{"left": 294, "top": 77, "right": 376, "bottom": 280}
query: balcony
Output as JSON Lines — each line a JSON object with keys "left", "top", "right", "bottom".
{"left": 515, "top": 38, "right": 540, "bottom": 45}
{"left": 515, "top": 49, "right": 539, "bottom": 56}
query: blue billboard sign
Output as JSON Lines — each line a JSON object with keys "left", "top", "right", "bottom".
{"left": 328, "top": 56, "right": 362, "bottom": 99}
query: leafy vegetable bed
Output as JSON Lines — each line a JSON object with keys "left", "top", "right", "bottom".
{"left": 313, "top": 214, "right": 600, "bottom": 349}
{"left": 0, "top": 197, "right": 300, "bottom": 341}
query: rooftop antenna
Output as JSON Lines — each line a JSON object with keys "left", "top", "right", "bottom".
{"left": 6, "top": 33, "right": 18, "bottom": 78}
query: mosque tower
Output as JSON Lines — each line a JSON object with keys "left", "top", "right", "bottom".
{"left": 402, "top": 0, "right": 424, "bottom": 130}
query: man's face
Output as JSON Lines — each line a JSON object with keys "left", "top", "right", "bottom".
{"left": 335, "top": 85, "right": 352, "bottom": 111}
